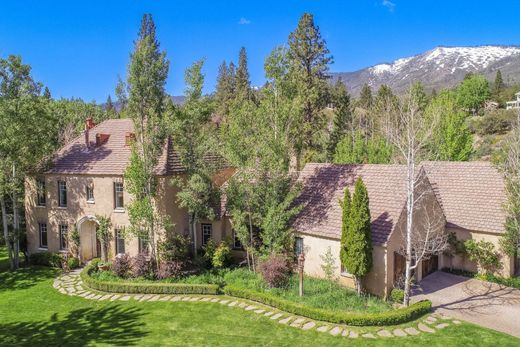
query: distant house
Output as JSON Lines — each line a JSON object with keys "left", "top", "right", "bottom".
{"left": 292, "top": 162, "right": 517, "bottom": 298}
{"left": 25, "top": 118, "right": 237, "bottom": 262}
{"left": 506, "top": 91, "right": 520, "bottom": 110}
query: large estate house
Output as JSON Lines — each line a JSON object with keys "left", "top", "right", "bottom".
{"left": 25, "top": 118, "right": 236, "bottom": 261}
{"left": 25, "top": 118, "right": 517, "bottom": 299}
{"left": 291, "top": 162, "right": 518, "bottom": 297}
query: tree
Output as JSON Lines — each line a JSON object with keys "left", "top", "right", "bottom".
{"left": 171, "top": 60, "right": 218, "bottom": 256}
{"left": 456, "top": 74, "right": 490, "bottom": 114}
{"left": 382, "top": 86, "right": 442, "bottom": 306}
{"left": 235, "top": 47, "right": 251, "bottom": 99}
{"left": 327, "top": 79, "right": 352, "bottom": 160}
{"left": 339, "top": 186, "right": 352, "bottom": 277}
{"left": 496, "top": 115, "right": 520, "bottom": 259}
{"left": 358, "top": 83, "right": 373, "bottom": 110}
{"left": 43, "top": 86, "right": 51, "bottom": 99}
{"left": 287, "top": 13, "right": 332, "bottom": 170}
{"left": 95, "top": 215, "right": 112, "bottom": 262}
{"left": 123, "top": 14, "right": 170, "bottom": 268}
{"left": 320, "top": 246, "right": 338, "bottom": 289}
{"left": 343, "top": 178, "right": 372, "bottom": 294}
{"left": 494, "top": 69, "right": 505, "bottom": 97}
{"left": 333, "top": 131, "right": 392, "bottom": 164}
{"left": 429, "top": 90, "right": 473, "bottom": 161}
{"left": 0, "top": 55, "right": 56, "bottom": 270}
{"left": 215, "top": 61, "right": 235, "bottom": 118}
{"left": 105, "top": 95, "right": 115, "bottom": 114}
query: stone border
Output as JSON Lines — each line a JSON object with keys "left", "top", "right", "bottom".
{"left": 54, "top": 270, "right": 458, "bottom": 339}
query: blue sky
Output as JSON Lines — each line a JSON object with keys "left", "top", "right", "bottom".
{"left": 1, "top": 1, "right": 520, "bottom": 102}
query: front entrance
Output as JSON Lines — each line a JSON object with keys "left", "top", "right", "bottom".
{"left": 78, "top": 217, "right": 99, "bottom": 262}
{"left": 422, "top": 255, "right": 439, "bottom": 278}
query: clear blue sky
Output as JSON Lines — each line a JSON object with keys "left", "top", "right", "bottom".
{"left": 1, "top": 1, "right": 519, "bottom": 102}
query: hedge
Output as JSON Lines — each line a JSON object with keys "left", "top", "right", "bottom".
{"left": 81, "top": 259, "right": 219, "bottom": 295}
{"left": 223, "top": 286, "right": 431, "bottom": 326}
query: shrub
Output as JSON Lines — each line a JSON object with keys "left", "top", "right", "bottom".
{"left": 464, "top": 239, "right": 502, "bottom": 275}
{"left": 80, "top": 261, "right": 218, "bottom": 295}
{"left": 212, "top": 242, "right": 232, "bottom": 269}
{"left": 390, "top": 288, "right": 404, "bottom": 303}
{"left": 202, "top": 239, "right": 217, "bottom": 268}
{"left": 158, "top": 231, "right": 190, "bottom": 262}
{"left": 157, "top": 260, "right": 183, "bottom": 279}
{"left": 258, "top": 254, "right": 291, "bottom": 288}
{"left": 112, "top": 254, "right": 132, "bottom": 278}
{"left": 67, "top": 257, "right": 80, "bottom": 269}
{"left": 132, "top": 253, "right": 151, "bottom": 278}
{"left": 223, "top": 286, "right": 431, "bottom": 326}
{"left": 29, "top": 251, "right": 64, "bottom": 268}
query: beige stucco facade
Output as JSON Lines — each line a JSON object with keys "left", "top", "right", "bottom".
{"left": 25, "top": 170, "right": 236, "bottom": 261}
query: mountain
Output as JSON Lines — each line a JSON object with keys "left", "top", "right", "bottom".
{"left": 331, "top": 45, "right": 520, "bottom": 96}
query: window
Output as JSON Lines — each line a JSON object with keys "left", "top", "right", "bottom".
{"left": 138, "top": 236, "right": 149, "bottom": 255}
{"left": 202, "top": 224, "right": 212, "bottom": 246}
{"left": 59, "top": 224, "right": 68, "bottom": 250}
{"left": 39, "top": 223, "right": 48, "bottom": 248}
{"left": 115, "top": 229, "right": 125, "bottom": 254}
{"left": 114, "top": 182, "right": 124, "bottom": 209}
{"left": 58, "top": 180, "right": 67, "bottom": 207}
{"left": 86, "top": 185, "right": 94, "bottom": 202}
{"left": 232, "top": 229, "right": 242, "bottom": 250}
{"left": 295, "top": 237, "right": 304, "bottom": 256}
{"left": 36, "top": 178, "right": 46, "bottom": 206}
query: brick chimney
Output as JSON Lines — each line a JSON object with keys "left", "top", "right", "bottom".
{"left": 84, "top": 117, "right": 96, "bottom": 148}
{"left": 125, "top": 132, "right": 136, "bottom": 146}
{"left": 96, "top": 133, "right": 110, "bottom": 146}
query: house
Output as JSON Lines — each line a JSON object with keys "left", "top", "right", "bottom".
{"left": 25, "top": 118, "right": 239, "bottom": 262}
{"left": 506, "top": 91, "right": 520, "bottom": 110}
{"left": 292, "top": 162, "right": 517, "bottom": 298}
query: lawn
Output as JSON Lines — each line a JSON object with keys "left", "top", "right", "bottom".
{"left": 1, "top": 266, "right": 519, "bottom": 346}
{"left": 92, "top": 267, "right": 392, "bottom": 313}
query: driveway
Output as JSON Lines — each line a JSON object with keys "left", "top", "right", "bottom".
{"left": 412, "top": 271, "right": 520, "bottom": 337}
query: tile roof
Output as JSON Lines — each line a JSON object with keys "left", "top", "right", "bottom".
{"left": 47, "top": 119, "right": 223, "bottom": 176}
{"left": 292, "top": 163, "right": 409, "bottom": 245}
{"left": 422, "top": 161, "right": 506, "bottom": 234}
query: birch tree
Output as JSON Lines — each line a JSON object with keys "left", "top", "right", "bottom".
{"left": 382, "top": 88, "right": 443, "bottom": 306}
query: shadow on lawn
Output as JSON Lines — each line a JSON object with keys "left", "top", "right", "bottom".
{"left": 0, "top": 305, "right": 147, "bottom": 346}
{"left": 0, "top": 266, "right": 57, "bottom": 292}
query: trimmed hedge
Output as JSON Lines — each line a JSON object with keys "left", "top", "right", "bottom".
{"left": 81, "top": 259, "right": 219, "bottom": 295}
{"left": 223, "top": 286, "right": 431, "bottom": 326}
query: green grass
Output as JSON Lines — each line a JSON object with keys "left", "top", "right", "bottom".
{"left": 92, "top": 268, "right": 391, "bottom": 313}
{"left": 0, "top": 266, "right": 519, "bottom": 346}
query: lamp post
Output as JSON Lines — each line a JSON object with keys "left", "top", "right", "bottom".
{"left": 298, "top": 253, "right": 305, "bottom": 297}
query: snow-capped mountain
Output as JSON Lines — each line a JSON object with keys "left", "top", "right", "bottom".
{"left": 331, "top": 45, "right": 520, "bottom": 95}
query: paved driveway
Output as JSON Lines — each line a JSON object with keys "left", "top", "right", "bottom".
{"left": 412, "top": 271, "right": 520, "bottom": 337}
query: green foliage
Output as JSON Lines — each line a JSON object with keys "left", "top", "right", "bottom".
{"left": 235, "top": 47, "right": 251, "bottom": 99}
{"left": 320, "top": 246, "right": 338, "bottom": 285}
{"left": 158, "top": 230, "right": 190, "bottom": 262}
{"left": 81, "top": 260, "right": 219, "bottom": 294}
{"left": 212, "top": 242, "right": 232, "bottom": 269}
{"left": 389, "top": 288, "right": 405, "bottom": 303}
{"left": 469, "top": 109, "right": 517, "bottom": 135}
{"left": 343, "top": 178, "right": 373, "bottom": 290}
{"left": 456, "top": 74, "right": 490, "bottom": 114}
{"left": 339, "top": 186, "right": 352, "bottom": 270}
{"left": 28, "top": 252, "right": 64, "bottom": 268}
{"left": 428, "top": 90, "right": 473, "bottom": 161}
{"left": 493, "top": 69, "right": 505, "bottom": 96}
{"left": 333, "top": 131, "right": 393, "bottom": 164}
{"left": 95, "top": 215, "right": 112, "bottom": 262}
{"left": 357, "top": 83, "right": 373, "bottom": 109}
{"left": 327, "top": 79, "right": 352, "bottom": 160}
{"left": 214, "top": 60, "right": 236, "bottom": 118}
{"left": 67, "top": 257, "right": 80, "bottom": 269}
{"left": 223, "top": 286, "right": 431, "bottom": 326}
{"left": 464, "top": 239, "right": 502, "bottom": 275}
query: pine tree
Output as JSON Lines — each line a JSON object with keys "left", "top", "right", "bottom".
{"left": 345, "top": 177, "right": 372, "bottom": 295}
{"left": 287, "top": 13, "right": 332, "bottom": 170}
{"left": 327, "top": 79, "right": 352, "bottom": 160}
{"left": 215, "top": 61, "right": 235, "bottom": 117}
{"left": 43, "top": 86, "right": 51, "bottom": 99}
{"left": 358, "top": 83, "right": 373, "bottom": 109}
{"left": 105, "top": 95, "right": 115, "bottom": 113}
{"left": 339, "top": 186, "right": 352, "bottom": 272}
{"left": 235, "top": 47, "right": 250, "bottom": 98}
{"left": 124, "top": 13, "right": 170, "bottom": 268}
{"left": 494, "top": 69, "right": 505, "bottom": 96}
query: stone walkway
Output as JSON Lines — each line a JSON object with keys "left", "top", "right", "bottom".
{"left": 54, "top": 270, "right": 458, "bottom": 339}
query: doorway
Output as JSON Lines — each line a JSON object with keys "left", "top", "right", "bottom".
{"left": 422, "top": 255, "right": 439, "bottom": 279}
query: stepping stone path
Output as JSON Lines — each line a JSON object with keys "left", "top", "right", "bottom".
{"left": 53, "top": 269, "right": 454, "bottom": 340}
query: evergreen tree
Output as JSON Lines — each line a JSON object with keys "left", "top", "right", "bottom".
{"left": 124, "top": 13, "right": 170, "bottom": 268}
{"left": 215, "top": 61, "right": 235, "bottom": 118}
{"left": 327, "top": 79, "right": 352, "bottom": 160}
{"left": 333, "top": 131, "right": 392, "bottom": 164}
{"left": 105, "top": 95, "right": 115, "bottom": 114}
{"left": 43, "top": 86, "right": 51, "bottom": 99}
{"left": 235, "top": 47, "right": 251, "bottom": 98}
{"left": 339, "top": 186, "right": 352, "bottom": 274}
{"left": 494, "top": 69, "right": 505, "bottom": 96}
{"left": 344, "top": 177, "right": 372, "bottom": 294}
{"left": 410, "top": 82, "right": 428, "bottom": 112}
{"left": 358, "top": 83, "right": 373, "bottom": 109}
{"left": 287, "top": 13, "right": 332, "bottom": 170}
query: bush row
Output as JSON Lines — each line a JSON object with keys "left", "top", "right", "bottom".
{"left": 223, "top": 286, "right": 431, "bottom": 326}
{"left": 81, "top": 259, "right": 219, "bottom": 295}
{"left": 29, "top": 251, "right": 80, "bottom": 269}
